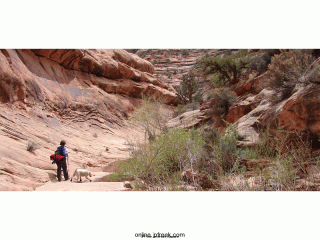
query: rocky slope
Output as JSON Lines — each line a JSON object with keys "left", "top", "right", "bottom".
{"left": 135, "top": 49, "right": 219, "bottom": 88}
{"left": 0, "top": 49, "right": 177, "bottom": 191}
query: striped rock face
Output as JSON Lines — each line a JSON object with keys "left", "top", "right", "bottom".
{"left": 0, "top": 49, "right": 178, "bottom": 190}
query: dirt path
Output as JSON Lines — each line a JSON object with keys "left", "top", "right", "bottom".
{"left": 35, "top": 166, "right": 130, "bottom": 191}
{"left": 35, "top": 180, "right": 128, "bottom": 191}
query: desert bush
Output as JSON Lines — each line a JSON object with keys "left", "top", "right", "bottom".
{"left": 172, "top": 101, "right": 200, "bottom": 118}
{"left": 239, "top": 125, "right": 317, "bottom": 190}
{"left": 182, "top": 50, "right": 189, "bottom": 57}
{"left": 249, "top": 49, "right": 280, "bottom": 74}
{"left": 27, "top": 141, "right": 39, "bottom": 153}
{"left": 207, "top": 88, "right": 238, "bottom": 117}
{"left": 196, "top": 124, "right": 240, "bottom": 176}
{"left": 163, "top": 69, "right": 172, "bottom": 79}
{"left": 172, "top": 104, "right": 187, "bottom": 117}
{"left": 138, "top": 49, "right": 151, "bottom": 58}
{"left": 213, "top": 126, "right": 239, "bottom": 173}
{"left": 201, "top": 127, "right": 220, "bottom": 151}
{"left": 224, "top": 49, "right": 233, "bottom": 56}
{"left": 197, "top": 51, "right": 249, "bottom": 85}
{"left": 267, "top": 156, "right": 296, "bottom": 190}
{"left": 129, "top": 95, "right": 172, "bottom": 141}
{"left": 175, "top": 71, "right": 199, "bottom": 104}
{"left": 165, "top": 58, "right": 172, "bottom": 64}
{"left": 267, "top": 49, "right": 318, "bottom": 103}
{"left": 110, "top": 128, "right": 206, "bottom": 190}
{"left": 254, "top": 126, "right": 278, "bottom": 159}
{"left": 263, "top": 129, "right": 317, "bottom": 191}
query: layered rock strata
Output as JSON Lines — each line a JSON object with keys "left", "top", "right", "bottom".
{"left": 0, "top": 49, "right": 177, "bottom": 190}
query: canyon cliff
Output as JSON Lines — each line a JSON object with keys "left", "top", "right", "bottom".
{"left": 0, "top": 49, "right": 177, "bottom": 190}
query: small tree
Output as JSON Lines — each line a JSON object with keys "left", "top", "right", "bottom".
{"left": 176, "top": 71, "right": 199, "bottom": 104}
{"left": 129, "top": 96, "right": 171, "bottom": 141}
{"left": 197, "top": 51, "right": 249, "bottom": 85}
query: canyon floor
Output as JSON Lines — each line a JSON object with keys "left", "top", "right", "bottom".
{"left": 0, "top": 102, "right": 145, "bottom": 191}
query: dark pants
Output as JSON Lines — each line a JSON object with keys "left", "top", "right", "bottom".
{"left": 56, "top": 160, "right": 68, "bottom": 181}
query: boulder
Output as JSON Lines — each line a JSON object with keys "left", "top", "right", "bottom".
{"left": 181, "top": 169, "right": 217, "bottom": 189}
{"left": 233, "top": 89, "right": 274, "bottom": 147}
{"left": 167, "top": 110, "right": 202, "bottom": 129}
{"left": 123, "top": 181, "right": 133, "bottom": 189}
{"left": 261, "top": 83, "right": 320, "bottom": 136}
{"left": 226, "top": 95, "right": 256, "bottom": 124}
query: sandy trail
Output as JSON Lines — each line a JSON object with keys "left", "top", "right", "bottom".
{"left": 35, "top": 180, "right": 127, "bottom": 191}
{"left": 35, "top": 169, "right": 129, "bottom": 191}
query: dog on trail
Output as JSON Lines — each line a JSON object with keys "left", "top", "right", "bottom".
{"left": 70, "top": 168, "right": 92, "bottom": 182}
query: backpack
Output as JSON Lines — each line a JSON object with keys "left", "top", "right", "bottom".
{"left": 50, "top": 148, "right": 65, "bottom": 164}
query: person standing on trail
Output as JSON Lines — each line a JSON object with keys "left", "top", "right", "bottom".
{"left": 56, "top": 140, "right": 69, "bottom": 181}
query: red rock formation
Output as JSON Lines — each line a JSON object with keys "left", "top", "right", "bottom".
{"left": 135, "top": 49, "right": 219, "bottom": 88}
{"left": 260, "top": 83, "right": 320, "bottom": 141}
{"left": 0, "top": 49, "right": 178, "bottom": 191}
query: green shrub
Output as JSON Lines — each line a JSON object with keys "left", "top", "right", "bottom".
{"left": 110, "top": 128, "right": 206, "bottom": 190}
{"left": 210, "top": 74, "right": 228, "bottom": 88}
{"left": 165, "top": 58, "right": 172, "bottom": 64}
{"left": 267, "top": 49, "right": 318, "bottom": 103}
{"left": 224, "top": 49, "right": 233, "bottom": 56}
{"left": 129, "top": 95, "right": 171, "bottom": 141}
{"left": 164, "top": 70, "right": 172, "bottom": 79}
{"left": 249, "top": 49, "right": 280, "bottom": 74}
{"left": 197, "top": 51, "right": 249, "bottom": 85}
{"left": 207, "top": 88, "right": 238, "bottom": 117}
{"left": 172, "top": 102, "right": 200, "bottom": 118}
{"left": 182, "top": 50, "right": 189, "bottom": 57}
{"left": 138, "top": 49, "right": 151, "bottom": 58}
{"left": 201, "top": 127, "right": 220, "bottom": 152}
{"left": 172, "top": 104, "right": 187, "bottom": 117}
{"left": 176, "top": 71, "right": 199, "bottom": 104}
{"left": 213, "top": 126, "right": 239, "bottom": 173}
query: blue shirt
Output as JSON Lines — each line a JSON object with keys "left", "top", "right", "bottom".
{"left": 57, "top": 146, "right": 68, "bottom": 157}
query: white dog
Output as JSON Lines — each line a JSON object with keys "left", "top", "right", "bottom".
{"left": 70, "top": 168, "right": 92, "bottom": 182}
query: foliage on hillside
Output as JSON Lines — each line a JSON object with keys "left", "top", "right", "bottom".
{"left": 197, "top": 50, "right": 250, "bottom": 86}
{"left": 110, "top": 94, "right": 320, "bottom": 191}
{"left": 109, "top": 49, "right": 320, "bottom": 191}
{"left": 266, "top": 49, "right": 320, "bottom": 103}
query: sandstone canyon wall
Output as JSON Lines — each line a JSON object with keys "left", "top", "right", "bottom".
{"left": 0, "top": 49, "right": 177, "bottom": 190}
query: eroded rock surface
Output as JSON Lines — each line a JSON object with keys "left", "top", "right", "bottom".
{"left": 0, "top": 49, "right": 177, "bottom": 191}
{"left": 232, "top": 89, "right": 274, "bottom": 147}
{"left": 135, "top": 49, "right": 219, "bottom": 88}
{"left": 261, "top": 83, "right": 320, "bottom": 136}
